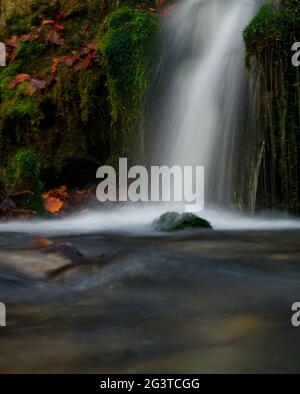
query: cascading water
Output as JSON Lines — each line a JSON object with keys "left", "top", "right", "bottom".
{"left": 147, "top": 0, "right": 263, "bottom": 207}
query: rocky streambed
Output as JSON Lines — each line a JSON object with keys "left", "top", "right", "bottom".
{"left": 0, "top": 228, "right": 300, "bottom": 373}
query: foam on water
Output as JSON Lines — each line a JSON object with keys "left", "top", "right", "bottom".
{"left": 0, "top": 204, "right": 299, "bottom": 235}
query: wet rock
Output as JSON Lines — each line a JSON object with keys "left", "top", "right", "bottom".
{"left": 42, "top": 242, "right": 85, "bottom": 263}
{"left": 153, "top": 211, "right": 212, "bottom": 231}
{"left": 0, "top": 243, "right": 85, "bottom": 280}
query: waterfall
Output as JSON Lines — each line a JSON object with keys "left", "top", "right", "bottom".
{"left": 147, "top": 0, "right": 263, "bottom": 207}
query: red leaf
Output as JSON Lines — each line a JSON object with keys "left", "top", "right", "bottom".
{"left": 42, "top": 19, "right": 54, "bottom": 26}
{"left": 6, "top": 35, "right": 18, "bottom": 48}
{"left": 86, "top": 39, "right": 97, "bottom": 51}
{"left": 82, "top": 20, "right": 90, "bottom": 32}
{"left": 45, "top": 30, "right": 64, "bottom": 45}
{"left": 55, "top": 12, "right": 65, "bottom": 22}
{"left": 20, "top": 34, "right": 31, "bottom": 42}
{"left": 8, "top": 74, "right": 31, "bottom": 89}
{"left": 54, "top": 23, "right": 64, "bottom": 31}
{"left": 36, "top": 236, "right": 54, "bottom": 247}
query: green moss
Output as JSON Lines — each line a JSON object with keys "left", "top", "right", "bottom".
{"left": 1, "top": 0, "right": 60, "bottom": 37}
{"left": 243, "top": 0, "right": 300, "bottom": 214}
{"left": 0, "top": 1, "right": 159, "bottom": 193}
{"left": 153, "top": 212, "right": 213, "bottom": 232}
{"left": 3, "top": 148, "right": 45, "bottom": 213}
{"left": 98, "top": 6, "right": 159, "bottom": 160}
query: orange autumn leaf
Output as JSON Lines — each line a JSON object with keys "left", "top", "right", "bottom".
{"left": 54, "top": 23, "right": 65, "bottom": 31}
{"left": 42, "top": 20, "right": 55, "bottom": 26}
{"left": 36, "top": 236, "right": 54, "bottom": 247}
{"left": 6, "top": 35, "right": 18, "bottom": 48}
{"left": 45, "top": 29, "right": 64, "bottom": 45}
{"left": 8, "top": 74, "right": 31, "bottom": 89}
{"left": 44, "top": 196, "right": 64, "bottom": 214}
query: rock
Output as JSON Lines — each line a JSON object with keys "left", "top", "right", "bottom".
{"left": 0, "top": 243, "right": 85, "bottom": 280}
{"left": 0, "top": 251, "right": 74, "bottom": 280}
{"left": 42, "top": 242, "right": 85, "bottom": 263}
{"left": 153, "top": 212, "right": 212, "bottom": 231}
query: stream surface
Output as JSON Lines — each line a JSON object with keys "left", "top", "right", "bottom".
{"left": 0, "top": 210, "right": 300, "bottom": 373}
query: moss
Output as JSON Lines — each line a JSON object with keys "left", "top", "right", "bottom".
{"left": 243, "top": 0, "right": 300, "bottom": 214}
{"left": 98, "top": 5, "right": 159, "bottom": 161}
{"left": 0, "top": 1, "right": 159, "bottom": 194}
{"left": 0, "top": 0, "right": 60, "bottom": 37}
{"left": 153, "top": 212, "right": 213, "bottom": 231}
{"left": 3, "top": 148, "right": 45, "bottom": 213}
{"left": 244, "top": 1, "right": 300, "bottom": 67}
{"left": 0, "top": 0, "right": 112, "bottom": 185}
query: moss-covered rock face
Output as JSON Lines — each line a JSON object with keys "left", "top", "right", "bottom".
{"left": 0, "top": 1, "right": 159, "bottom": 189}
{"left": 153, "top": 212, "right": 212, "bottom": 231}
{"left": 3, "top": 148, "right": 45, "bottom": 213}
{"left": 98, "top": 6, "right": 159, "bottom": 163}
{"left": 243, "top": 0, "right": 300, "bottom": 214}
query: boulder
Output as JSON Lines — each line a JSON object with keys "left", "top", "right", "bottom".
{"left": 153, "top": 211, "right": 212, "bottom": 231}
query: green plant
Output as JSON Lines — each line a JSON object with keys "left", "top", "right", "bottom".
{"left": 3, "top": 148, "right": 45, "bottom": 212}
{"left": 98, "top": 6, "right": 159, "bottom": 158}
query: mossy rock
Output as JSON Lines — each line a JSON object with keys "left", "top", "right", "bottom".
{"left": 242, "top": 0, "right": 300, "bottom": 214}
{"left": 153, "top": 212, "right": 212, "bottom": 232}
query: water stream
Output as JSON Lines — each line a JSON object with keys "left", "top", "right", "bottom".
{"left": 0, "top": 0, "right": 299, "bottom": 373}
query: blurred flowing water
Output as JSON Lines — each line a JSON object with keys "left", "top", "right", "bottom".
{"left": 0, "top": 0, "right": 300, "bottom": 373}
{"left": 148, "top": 0, "right": 263, "bottom": 205}
{"left": 0, "top": 229, "right": 300, "bottom": 373}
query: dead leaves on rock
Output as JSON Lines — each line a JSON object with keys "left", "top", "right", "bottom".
{"left": 51, "top": 39, "right": 99, "bottom": 73}
{"left": 43, "top": 186, "right": 68, "bottom": 214}
{"left": 8, "top": 73, "right": 31, "bottom": 89}
{"left": 8, "top": 73, "right": 48, "bottom": 95}
{"left": 43, "top": 186, "right": 96, "bottom": 216}
{"left": 5, "top": 13, "right": 99, "bottom": 96}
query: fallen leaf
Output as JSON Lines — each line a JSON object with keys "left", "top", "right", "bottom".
{"left": 74, "top": 50, "right": 98, "bottom": 71}
{"left": 25, "top": 83, "right": 37, "bottom": 95}
{"left": 86, "top": 39, "right": 97, "bottom": 51}
{"left": 42, "top": 20, "right": 55, "bottom": 26}
{"left": 36, "top": 236, "right": 55, "bottom": 247}
{"left": 20, "top": 33, "right": 31, "bottom": 42}
{"left": 45, "top": 30, "right": 64, "bottom": 45}
{"left": 56, "top": 12, "right": 65, "bottom": 22}
{"left": 54, "top": 23, "right": 65, "bottom": 31}
{"left": 8, "top": 74, "right": 31, "bottom": 89}
{"left": 44, "top": 196, "right": 64, "bottom": 214}
{"left": 6, "top": 35, "right": 18, "bottom": 48}
{"left": 82, "top": 20, "right": 90, "bottom": 32}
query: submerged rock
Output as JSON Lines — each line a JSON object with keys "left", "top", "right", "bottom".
{"left": 42, "top": 243, "right": 85, "bottom": 263}
{"left": 153, "top": 212, "right": 212, "bottom": 231}
{"left": 0, "top": 242, "right": 85, "bottom": 280}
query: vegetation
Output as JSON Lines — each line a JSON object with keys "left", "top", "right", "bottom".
{"left": 98, "top": 5, "right": 159, "bottom": 163}
{"left": 2, "top": 148, "right": 44, "bottom": 213}
{"left": 243, "top": 0, "right": 300, "bottom": 214}
{"left": 0, "top": 0, "right": 159, "bottom": 198}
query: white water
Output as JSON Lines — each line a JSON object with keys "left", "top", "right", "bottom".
{"left": 0, "top": 205, "right": 300, "bottom": 235}
{"left": 150, "top": 0, "right": 263, "bottom": 204}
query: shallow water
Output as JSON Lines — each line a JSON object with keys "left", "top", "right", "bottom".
{"left": 0, "top": 224, "right": 300, "bottom": 373}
